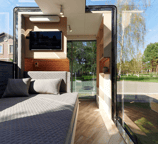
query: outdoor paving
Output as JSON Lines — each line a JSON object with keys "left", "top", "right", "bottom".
{"left": 117, "top": 81, "right": 158, "bottom": 95}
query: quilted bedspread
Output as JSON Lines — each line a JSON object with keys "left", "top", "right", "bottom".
{"left": 0, "top": 93, "right": 78, "bottom": 144}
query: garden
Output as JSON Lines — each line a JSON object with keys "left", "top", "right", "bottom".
{"left": 119, "top": 74, "right": 158, "bottom": 82}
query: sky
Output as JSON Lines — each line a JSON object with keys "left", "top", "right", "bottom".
{"left": 0, "top": 0, "right": 157, "bottom": 55}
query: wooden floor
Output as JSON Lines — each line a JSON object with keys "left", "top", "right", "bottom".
{"left": 74, "top": 100, "right": 126, "bottom": 144}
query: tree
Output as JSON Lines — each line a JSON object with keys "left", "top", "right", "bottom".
{"left": 117, "top": 0, "right": 151, "bottom": 76}
{"left": 67, "top": 41, "right": 96, "bottom": 75}
{"left": 142, "top": 42, "right": 158, "bottom": 72}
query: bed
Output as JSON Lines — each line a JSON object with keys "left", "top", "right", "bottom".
{"left": 0, "top": 71, "right": 79, "bottom": 144}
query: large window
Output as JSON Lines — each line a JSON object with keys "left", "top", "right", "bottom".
{"left": 67, "top": 41, "right": 97, "bottom": 99}
{"left": 116, "top": 1, "right": 158, "bottom": 144}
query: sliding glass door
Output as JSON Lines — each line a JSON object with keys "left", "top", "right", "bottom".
{"left": 67, "top": 41, "right": 97, "bottom": 99}
{"left": 116, "top": 7, "right": 158, "bottom": 144}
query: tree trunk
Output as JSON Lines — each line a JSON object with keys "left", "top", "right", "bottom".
{"left": 118, "top": 28, "right": 124, "bottom": 77}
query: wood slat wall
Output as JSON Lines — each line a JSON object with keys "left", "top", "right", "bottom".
{"left": 24, "top": 58, "right": 69, "bottom": 71}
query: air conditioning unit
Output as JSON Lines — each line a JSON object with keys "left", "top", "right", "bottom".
{"left": 29, "top": 16, "right": 60, "bottom": 22}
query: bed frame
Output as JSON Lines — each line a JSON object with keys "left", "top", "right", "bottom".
{"left": 24, "top": 71, "right": 78, "bottom": 144}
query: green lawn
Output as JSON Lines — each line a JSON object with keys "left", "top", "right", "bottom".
{"left": 119, "top": 75, "right": 158, "bottom": 82}
{"left": 72, "top": 75, "right": 96, "bottom": 81}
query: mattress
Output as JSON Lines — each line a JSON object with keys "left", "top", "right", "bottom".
{"left": 0, "top": 92, "right": 78, "bottom": 144}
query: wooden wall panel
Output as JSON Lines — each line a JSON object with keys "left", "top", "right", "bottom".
{"left": 96, "top": 18, "right": 103, "bottom": 88}
{"left": 25, "top": 58, "right": 69, "bottom": 71}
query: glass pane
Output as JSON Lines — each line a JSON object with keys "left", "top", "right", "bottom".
{"left": 10, "top": 45, "right": 13, "bottom": 54}
{"left": 67, "top": 41, "right": 97, "bottom": 99}
{"left": 0, "top": 45, "right": 2, "bottom": 54}
{"left": 86, "top": 0, "right": 113, "bottom": 6}
{"left": 0, "top": 0, "right": 38, "bottom": 62}
{"left": 116, "top": 1, "right": 158, "bottom": 144}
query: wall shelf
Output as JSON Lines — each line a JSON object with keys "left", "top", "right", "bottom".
{"left": 99, "top": 57, "right": 110, "bottom": 73}
{"left": 99, "top": 57, "right": 104, "bottom": 61}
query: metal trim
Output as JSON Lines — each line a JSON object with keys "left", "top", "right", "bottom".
{"left": 84, "top": 4, "right": 117, "bottom": 123}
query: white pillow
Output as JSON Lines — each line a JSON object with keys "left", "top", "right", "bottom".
{"left": 29, "top": 79, "right": 62, "bottom": 95}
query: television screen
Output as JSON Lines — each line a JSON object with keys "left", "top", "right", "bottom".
{"left": 29, "top": 31, "right": 62, "bottom": 50}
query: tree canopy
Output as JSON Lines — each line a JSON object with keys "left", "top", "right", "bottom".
{"left": 67, "top": 41, "right": 96, "bottom": 75}
{"left": 117, "top": 0, "right": 151, "bottom": 76}
{"left": 143, "top": 43, "right": 158, "bottom": 63}
{"left": 143, "top": 42, "right": 158, "bottom": 70}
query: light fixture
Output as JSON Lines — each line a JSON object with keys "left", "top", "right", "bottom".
{"left": 60, "top": 5, "right": 63, "bottom": 15}
{"left": 69, "top": 25, "right": 72, "bottom": 32}
{"left": 61, "top": 14, "right": 64, "bottom": 17}
{"left": 29, "top": 16, "right": 60, "bottom": 22}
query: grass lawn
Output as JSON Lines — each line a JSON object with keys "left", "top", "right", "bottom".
{"left": 72, "top": 75, "right": 96, "bottom": 81}
{"left": 119, "top": 75, "right": 158, "bottom": 82}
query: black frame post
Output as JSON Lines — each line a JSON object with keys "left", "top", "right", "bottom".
{"left": 71, "top": 41, "right": 73, "bottom": 92}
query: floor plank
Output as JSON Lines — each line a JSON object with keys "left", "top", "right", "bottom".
{"left": 75, "top": 101, "right": 126, "bottom": 144}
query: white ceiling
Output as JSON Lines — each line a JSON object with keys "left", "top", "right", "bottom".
{"left": 35, "top": 0, "right": 105, "bottom": 36}
{"left": 35, "top": 0, "right": 85, "bottom": 14}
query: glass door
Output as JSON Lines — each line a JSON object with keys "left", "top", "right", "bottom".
{"left": 116, "top": 2, "right": 158, "bottom": 144}
{"left": 67, "top": 41, "right": 97, "bottom": 99}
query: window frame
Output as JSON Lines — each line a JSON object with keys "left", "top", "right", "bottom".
{"left": 8, "top": 44, "right": 13, "bottom": 54}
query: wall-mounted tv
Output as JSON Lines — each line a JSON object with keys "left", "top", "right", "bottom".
{"left": 29, "top": 31, "right": 62, "bottom": 50}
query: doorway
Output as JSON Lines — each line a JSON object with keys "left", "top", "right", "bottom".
{"left": 67, "top": 41, "right": 97, "bottom": 99}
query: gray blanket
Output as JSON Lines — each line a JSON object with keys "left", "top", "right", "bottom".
{"left": 0, "top": 93, "right": 78, "bottom": 144}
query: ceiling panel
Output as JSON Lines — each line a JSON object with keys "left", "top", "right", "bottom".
{"left": 35, "top": 0, "right": 85, "bottom": 15}
{"left": 67, "top": 14, "right": 85, "bottom": 35}
{"left": 34, "top": 0, "right": 105, "bottom": 36}
{"left": 84, "top": 13, "right": 102, "bottom": 35}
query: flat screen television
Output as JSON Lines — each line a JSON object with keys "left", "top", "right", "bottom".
{"left": 29, "top": 31, "right": 62, "bottom": 50}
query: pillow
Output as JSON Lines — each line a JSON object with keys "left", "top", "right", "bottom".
{"left": 29, "top": 79, "right": 62, "bottom": 95}
{"left": 2, "top": 78, "right": 31, "bottom": 98}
